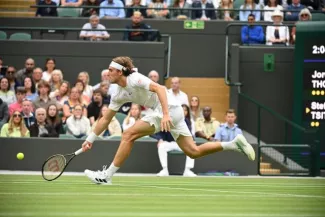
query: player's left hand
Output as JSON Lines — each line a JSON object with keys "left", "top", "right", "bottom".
{"left": 161, "top": 115, "right": 174, "bottom": 132}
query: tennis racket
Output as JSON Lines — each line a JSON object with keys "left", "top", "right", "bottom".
{"left": 41, "top": 145, "right": 90, "bottom": 181}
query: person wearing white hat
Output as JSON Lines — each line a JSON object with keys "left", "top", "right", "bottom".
{"left": 266, "top": 9, "right": 289, "bottom": 46}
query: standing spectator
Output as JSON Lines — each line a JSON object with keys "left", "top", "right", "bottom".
{"left": 61, "top": 0, "right": 83, "bottom": 6}
{"left": 291, "top": 8, "right": 312, "bottom": 44}
{"left": 264, "top": 0, "right": 283, "bottom": 22}
{"left": 99, "top": 0, "right": 126, "bottom": 18}
{"left": 80, "top": 15, "right": 110, "bottom": 41}
{"left": 78, "top": 72, "right": 93, "bottom": 100}
{"left": 50, "top": 81, "right": 70, "bottom": 106}
{"left": 189, "top": 96, "right": 203, "bottom": 121}
{"left": 30, "top": 108, "right": 58, "bottom": 137}
{"left": 66, "top": 104, "right": 91, "bottom": 138}
{"left": 0, "top": 77, "right": 16, "bottom": 105}
{"left": 9, "top": 87, "right": 26, "bottom": 116}
{"left": 214, "top": 109, "right": 242, "bottom": 142}
{"left": 32, "top": 67, "right": 43, "bottom": 89}
{"left": 0, "top": 110, "right": 30, "bottom": 138}
{"left": 75, "top": 79, "right": 91, "bottom": 105}
{"left": 170, "top": 0, "right": 192, "bottom": 20}
{"left": 5, "top": 66, "right": 20, "bottom": 92}
{"left": 122, "top": 103, "right": 142, "bottom": 131}
{"left": 82, "top": 0, "right": 100, "bottom": 17}
{"left": 148, "top": 70, "right": 159, "bottom": 83}
{"left": 168, "top": 77, "right": 189, "bottom": 106}
{"left": 46, "top": 104, "right": 64, "bottom": 135}
{"left": 266, "top": 10, "right": 289, "bottom": 45}
{"left": 63, "top": 87, "right": 87, "bottom": 120}
{"left": 285, "top": 0, "right": 305, "bottom": 21}
{"left": 87, "top": 89, "right": 104, "bottom": 125}
{"left": 239, "top": 0, "right": 261, "bottom": 21}
{"left": 49, "top": 69, "right": 63, "bottom": 91}
{"left": 36, "top": 0, "right": 58, "bottom": 17}
{"left": 0, "top": 99, "right": 9, "bottom": 130}
{"left": 147, "top": 0, "right": 169, "bottom": 19}
{"left": 92, "top": 105, "right": 122, "bottom": 137}
{"left": 217, "top": 0, "right": 234, "bottom": 21}
{"left": 33, "top": 80, "right": 59, "bottom": 110}
{"left": 16, "top": 58, "right": 35, "bottom": 85}
{"left": 195, "top": 106, "right": 220, "bottom": 141}
{"left": 123, "top": 11, "right": 153, "bottom": 41}
{"left": 23, "top": 77, "right": 38, "bottom": 102}
{"left": 42, "top": 58, "right": 56, "bottom": 82}
{"left": 192, "top": 0, "right": 216, "bottom": 20}
{"left": 21, "top": 99, "right": 35, "bottom": 130}
{"left": 126, "top": 0, "right": 147, "bottom": 18}
{"left": 92, "top": 69, "right": 118, "bottom": 96}
{"left": 241, "top": 14, "right": 264, "bottom": 45}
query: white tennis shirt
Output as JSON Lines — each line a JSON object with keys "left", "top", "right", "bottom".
{"left": 109, "top": 73, "right": 179, "bottom": 112}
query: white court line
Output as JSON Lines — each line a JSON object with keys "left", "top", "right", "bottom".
{"left": 0, "top": 212, "right": 323, "bottom": 217}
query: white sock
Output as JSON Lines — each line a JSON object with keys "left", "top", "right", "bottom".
{"left": 221, "top": 141, "right": 236, "bottom": 151}
{"left": 105, "top": 163, "right": 120, "bottom": 179}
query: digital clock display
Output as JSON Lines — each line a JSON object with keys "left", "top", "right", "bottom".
{"left": 312, "top": 45, "right": 325, "bottom": 55}
{"left": 305, "top": 39, "right": 325, "bottom": 59}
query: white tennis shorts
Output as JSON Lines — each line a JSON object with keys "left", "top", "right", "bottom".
{"left": 141, "top": 104, "right": 192, "bottom": 140}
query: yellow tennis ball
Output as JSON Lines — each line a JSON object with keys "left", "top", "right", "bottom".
{"left": 17, "top": 153, "right": 24, "bottom": 160}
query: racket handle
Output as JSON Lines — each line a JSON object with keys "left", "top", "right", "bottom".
{"left": 75, "top": 148, "right": 84, "bottom": 156}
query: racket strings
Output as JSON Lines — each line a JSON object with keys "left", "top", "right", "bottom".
{"left": 42, "top": 155, "right": 66, "bottom": 180}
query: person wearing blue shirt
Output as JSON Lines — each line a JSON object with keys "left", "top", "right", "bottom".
{"left": 285, "top": 0, "right": 305, "bottom": 21}
{"left": 100, "top": 0, "right": 126, "bottom": 18}
{"left": 214, "top": 109, "right": 243, "bottom": 142}
{"left": 241, "top": 14, "right": 264, "bottom": 45}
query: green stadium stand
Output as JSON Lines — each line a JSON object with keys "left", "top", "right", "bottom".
{"left": 57, "top": 8, "right": 81, "bottom": 17}
{"left": 0, "top": 31, "right": 7, "bottom": 39}
{"left": 115, "top": 112, "right": 127, "bottom": 126}
{"left": 168, "top": 150, "right": 184, "bottom": 155}
{"left": 195, "top": 137, "right": 208, "bottom": 144}
{"left": 59, "top": 134, "right": 77, "bottom": 139}
{"left": 9, "top": 33, "right": 31, "bottom": 40}
{"left": 137, "top": 136, "right": 156, "bottom": 141}
{"left": 312, "top": 13, "right": 325, "bottom": 21}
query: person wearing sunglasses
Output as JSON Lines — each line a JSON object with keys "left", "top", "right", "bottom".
{"left": 291, "top": 8, "right": 312, "bottom": 45}
{"left": 0, "top": 109, "right": 30, "bottom": 137}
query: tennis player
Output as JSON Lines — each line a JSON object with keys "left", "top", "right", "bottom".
{"left": 82, "top": 56, "right": 255, "bottom": 184}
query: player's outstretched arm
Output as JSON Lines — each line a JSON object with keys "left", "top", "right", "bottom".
{"left": 82, "top": 108, "right": 117, "bottom": 151}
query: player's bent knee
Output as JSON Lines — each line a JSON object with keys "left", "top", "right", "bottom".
{"left": 122, "top": 130, "right": 138, "bottom": 142}
{"left": 185, "top": 147, "right": 201, "bottom": 159}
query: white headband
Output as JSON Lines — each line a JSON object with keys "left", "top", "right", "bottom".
{"left": 109, "top": 61, "right": 124, "bottom": 71}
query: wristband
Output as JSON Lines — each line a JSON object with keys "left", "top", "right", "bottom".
{"left": 86, "top": 132, "right": 97, "bottom": 143}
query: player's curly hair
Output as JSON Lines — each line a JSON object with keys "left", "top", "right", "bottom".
{"left": 112, "top": 56, "right": 135, "bottom": 76}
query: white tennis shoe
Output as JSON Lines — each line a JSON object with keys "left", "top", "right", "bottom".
{"left": 84, "top": 165, "right": 112, "bottom": 185}
{"left": 233, "top": 134, "right": 256, "bottom": 161}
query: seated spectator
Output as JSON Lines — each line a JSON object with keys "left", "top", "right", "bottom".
{"left": 9, "top": 87, "right": 26, "bottom": 116}
{"left": 50, "top": 81, "right": 70, "bottom": 106}
{"left": 0, "top": 77, "right": 16, "bottom": 105}
{"left": 61, "top": 0, "right": 83, "bottom": 6}
{"left": 16, "top": 58, "right": 35, "bottom": 85}
{"left": 239, "top": 0, "right": 261, "bottom": 21}
{"left": 93, "top": 69, "right": 118, "bottom": 96}
{"left": 30, "top": 108, "right": 58, "bottom": 137}
{"left": 46, "top": 104, "right": 64, "bottom": 135}
{"left": 285, "top": 0, "right": 305, "bottom": 21}
{"left": 92, "top": 105, "right": 122, "bottom": 137}
{"left": 190, "top": 96, "right": 203, "bottom": 121}
{"left": 66, "top": 104, "right": 91, "bottom": 138}
{"left": 36, "top": 0, "right": 58, "bottom": 17}
{"left": 21, "top": 99, "right": 35, "bottom": 129}
{"left": 264, "top": 0, "right": 283, "bottom": 22}
{"left": 0, "top": 99, "right": 9, "bottom": 130}
{"left": 99, "top": 81, "right": 111, "bottom": 104}
{"left": 80, "top": 15, "right": 110, "bottom": 41}
{"left": 99, "top": 0, "right": 126, "bottom": 18}
{"left": 241, "top": 14, "right": 264, "bottom": 45}
{"left": 63, "top": 87, "right": 87, "bottom": 120}
{"left": 126, "top": 0, "right": 147, "bottom": 18}
{"left": 148, "top": 70, "right": 160, "bottom": 83}
{"left": 217, "top": 0, "right": 234, "bottom": 21}
{"left": 32, "top": 67, "right": 43, "bottom": 89}
{"left": 168, "top": 77, "right": 189, "bottom": 106}
{"left": 33, "top": 80, "right": 60, "bottom": 110}
{"left": 23, "top": 77, "right": 38, "bottom": 102}
{"left": 170, "top": 0, "right": 192, "bottom": 20}
{"left": 300, "top": 0, "right": 322, "bottom": 10}
{"left": 87, "top": 89, "right": 105, "bottom": 125}
{"left": 156, "top": 104, "right": 196, "bottom": 177}
{"left": 49, "top": 69, "right": 63, "bottom": 91}
{"left": 78, "top": 72, "right": 93, "bottom": 100}
{"left": 82, "top": 0, "right": 100, "bottom": 17}
{"left": 192, "top": 0, "right": 216, "bottom": 20}
{"left": 0, "top": 110, "right": 30, "bottom": 138}
{"left": 122, "top": 103, "right": 142, "bottom": 131}
{"left": 75, "top": 79, "right": 91, "bottom": 105}
{"left": 147, "top": 0, "right": 169, "bottom": 19}
{"left": 266, "top": 10, "right": 289, "bottom": 46}
{"left": 38, "top": 0, "right": 60, "bottom": 5}
{"left": 42, "top": 58, "right": 56, "bottom": 82}
{"left": 182, "top": 104, "right": 195, "bottom": 135}
{"left": 214, "top": 109, "right": 242, "bottom": 141}
{"left": 195, "top": 106, "right": 220, "bottom": 141}
{"left": 291, "top": 8, "right": 311, "bottom": 44}
{"left": 5, "top": 66, "right": 20, "bottom": 92}
{"left": 123, "top": 11, "right": 154, "bottom": 41}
